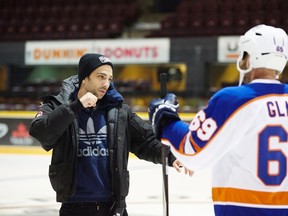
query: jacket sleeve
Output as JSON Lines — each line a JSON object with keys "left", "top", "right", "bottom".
{"left": 29, "top": 100, "right": 80, "bottom": 151}
{"left": 129, "top": 112, "right": 176, "bottom": 166}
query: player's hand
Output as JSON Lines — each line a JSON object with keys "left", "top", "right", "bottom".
{"left": 79, "top": 92, "right": 98, "bottom": 108}
{"left": 148, "top": 93, "right": 180, "bottom": 139}
{"left": 173, "top": 160, "right": 194, "bottom": 176}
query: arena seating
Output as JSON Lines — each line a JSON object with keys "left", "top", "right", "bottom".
{"left": 0, "top": 0, "right": 139, "bottom": 41}
{"left": 0, "top": 0, "right": 286, "bottom": 40}
{"left": 0, "top": 0, "right": 287, "bottom": 111}
{"left": 146, "top": 0, "right": 288, "bottom": 38}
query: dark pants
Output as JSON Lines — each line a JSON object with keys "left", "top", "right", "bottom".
{"left": 59, "top": 202, "right": 114, "bottom": 216}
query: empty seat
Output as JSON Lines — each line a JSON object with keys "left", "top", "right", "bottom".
{"left": 66, "top": 21, "right": 82, "bottom": 39}
{"left": 78, "top": 21, "right": 93, "bottom": 39}
{"left": 190, "top": 0, "right": 204, "bottom": 13}
{"left": 125, "top": 2, "right": 140, "bottom": 24}
{"left": 161, "top": 15, "right": 176, "bottom": 31}
{"left": 281, "top": 12, "right": 288, "bottom": 30}
{"left": 189, "top": 13, "right": 204, "bottom": 36}
{"left": 18, "top": 22, "right": 33, "bottom": 40}
{"left": 40, "top": 20, "right": 57, "bottom": 39}
{"left": 176, "top": 1, "right": 191, "bottom": 14}
{"left": 265, "top": 11, "right": 280, "bottom": 26}
{"left": 248, "top": 0, "right": 264, "bottom": 11}
{"left": 234, "top": 0, "right": 248, "bottom": 12}
{"left": 175, "top": 15, "right": 190, "bottom": 30}
{"left": 92, "top": 19, "right": 110, "bottom": 38}
{"left": 173, "top": 14, "right": 191, "bottom": 37}
{"left": 204, "top": 0, "right": 218, "bottom": 12}
{"left": 218, "top": 12, "right": 234, "bottom": 35}
{"left": 250, "top": 11, "right": 265, "bottom": 26}
{"left": 234, "top": 11, "right": 250, "bottom": 35}
{"left": 112, "top": 3, "right": 128, "bottom": 18}
{"left": 263, "top": 0, "right": 279, "bottom": 11}
{"left": 1, "top": 23, "right": 20, "bottom": 40}
{"left": 98, "top": 4, "right": 113, "bottom": 17}
{"left": 203, "top": 12, "right": 219, "bottom": 36}
{"left": 108, "top": 19, "right": 124, "bottom": 38}
{"left": 54, "top": 20, "right": 69, "bottom": 39}
{"left": 218, "top": 0, "right": 234, "bottom": 12}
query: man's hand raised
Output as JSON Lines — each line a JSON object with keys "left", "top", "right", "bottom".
{"left": 79, "top": 92, "right": 98, "bottom": 108}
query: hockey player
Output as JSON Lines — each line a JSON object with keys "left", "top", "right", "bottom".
{"left": 148, "top": 24, "right": 288, "bottom": 216}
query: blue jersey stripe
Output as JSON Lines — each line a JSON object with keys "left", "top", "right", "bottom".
{"left": 163, "top": 121, "right": 189, "bottom": 150}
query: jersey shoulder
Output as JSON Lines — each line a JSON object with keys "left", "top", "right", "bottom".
{"left": 210, "top": 83, "right": 288, "bottom": 110}
{"left": 209, "top": 85, "right": 253, "bottom": 110}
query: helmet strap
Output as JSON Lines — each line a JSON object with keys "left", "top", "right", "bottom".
{"left": 236, "top": 55, "right": 253, "bottom": 85}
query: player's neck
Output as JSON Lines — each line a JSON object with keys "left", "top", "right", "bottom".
{"left": 252, "top": 69, "right": 277, "bottom": 80}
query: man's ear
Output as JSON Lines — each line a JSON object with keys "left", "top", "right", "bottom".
{"left": 82, "top": 78, "right": 86, "bottom": 85}
{"left": 246, "top": 58, "right": 250, "bottom": 69}
{"left": 239, "top": 58, "right": 250, "bottom": 70}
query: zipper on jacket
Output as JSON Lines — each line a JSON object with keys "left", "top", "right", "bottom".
{"left": 108, "top": 107, "right": 119, "bottom": 198}
{"left": 113, "top": 108, "right": 119, "bottom": 193}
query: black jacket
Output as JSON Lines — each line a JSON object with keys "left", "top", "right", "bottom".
{"left": 29, "top": 75, "right": 176, "bottom": 212}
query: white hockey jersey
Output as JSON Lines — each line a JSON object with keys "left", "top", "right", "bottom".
{"left": 162, "top": 79, "right": 288, "bottom": 216}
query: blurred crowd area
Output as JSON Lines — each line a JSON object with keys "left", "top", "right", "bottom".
{"left": 0, "top": 0, "right": 287, "bottom": 113}
{"left": 0, "top": 78, "right": 209, "bottom": 113}
{"left": 0, "top": 0, "right": 287, "bottom": 40}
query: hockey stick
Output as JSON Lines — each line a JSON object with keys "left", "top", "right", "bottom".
{"left": 159, "top": 72, "right": 169, "bottom": 216}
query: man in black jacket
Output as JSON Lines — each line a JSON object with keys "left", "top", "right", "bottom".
{"left": 29, "top": 53, "right": 192, "bottom": 216}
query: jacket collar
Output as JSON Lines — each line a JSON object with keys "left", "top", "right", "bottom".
{"left": 52, "top": 75, "right": 124, "bottom": 108}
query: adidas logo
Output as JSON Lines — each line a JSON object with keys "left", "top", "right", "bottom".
{"left": 78, "top": 145, "right": 109, "bottom": 157}
{"left": 78, "top": 117, "right": 109, "bottom": 158}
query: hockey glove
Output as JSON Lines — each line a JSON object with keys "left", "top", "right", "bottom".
{"left": 148, "top": 93, "right": 180, "bottom": 139}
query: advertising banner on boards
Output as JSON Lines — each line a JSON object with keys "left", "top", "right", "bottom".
{"left": 0, "top": 118, "right": 40, "bottom": 146}
{"left": 217, "top": 36, "right": 240, "bottom": 63}
{"left": 25, "top": 38, "right": 170, "bottom": 65}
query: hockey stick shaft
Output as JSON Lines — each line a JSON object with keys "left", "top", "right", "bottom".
{"left": 160, "top": 73, "right": 169, "bottom": 216}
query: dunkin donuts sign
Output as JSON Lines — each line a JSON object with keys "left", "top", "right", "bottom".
{"left": 25, "top": 38, "right": 170, "bottom": 65}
